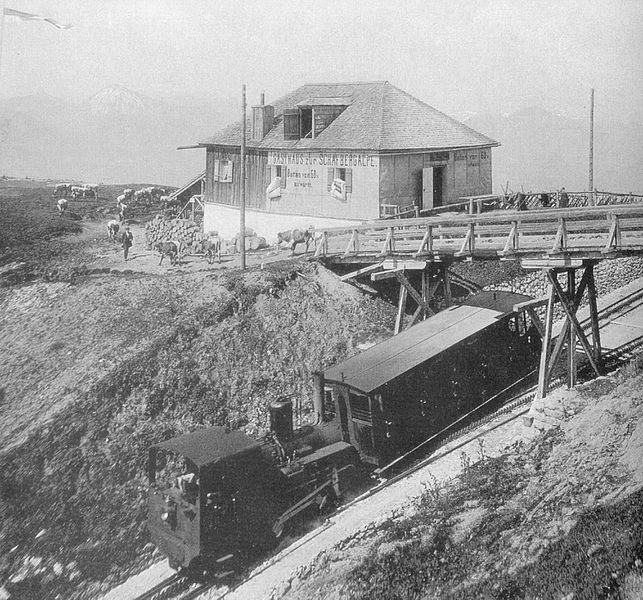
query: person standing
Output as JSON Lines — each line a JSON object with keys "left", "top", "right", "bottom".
{"left": 121, "top": 225, "right": 133, "bottom": 261}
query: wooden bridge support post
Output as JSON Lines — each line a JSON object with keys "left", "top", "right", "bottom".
{"left": 394, "top": 283, "right": 408, "bottom": 334}
{"left": 442, "top": 265, "right": 453, "bottom": 308}
{"left": 567, "top": 269, "right": 576, "bottom": 388}
{"left": 537, "top": 262, "right": 603, "bottom": 398}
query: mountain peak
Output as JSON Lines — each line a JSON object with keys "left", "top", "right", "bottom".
{"left": 85, "top": 85, "right": 150, "bottom": 116}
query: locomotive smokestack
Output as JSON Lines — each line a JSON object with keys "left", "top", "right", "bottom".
{"left": 269, "top": 399, "right": 293, "bottom": 442}
{"left": 312, "top": 372, "right": 324, "bottom": 424}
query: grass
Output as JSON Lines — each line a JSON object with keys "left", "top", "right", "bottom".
{"left": 339, "top": 399, "right": 642, "bottom": 600}
{"left": 0, "top": 261, "right": 395, "bottom": 600}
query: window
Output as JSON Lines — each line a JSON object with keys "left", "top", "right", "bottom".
{"left": 300, "top": 108, "right": 313, "bottom": 138}
{"left": 323, "top": 388, "right": 336, "bottom": 420}
{"left": 349, "top": 392, "right": 371, "bottom": 424}
{"left": 274, "top": 165, "right": 287, "bottom": 188}
{"left": 213, "top": 159, "right": 233, "bottom": 183}
{"left": 327, "top": 167, "right": 353, "bottom": 199}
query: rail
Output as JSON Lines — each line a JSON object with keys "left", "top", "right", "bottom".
{"left": 312, "top": 204, "right": 643, "bottom": 261}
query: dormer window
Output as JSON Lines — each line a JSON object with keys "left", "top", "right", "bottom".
{"left": 300, "top": 108, "right": 313, "bottom": 139}
{"left": 283, "top": 96, "right": 351, "bottom": 141}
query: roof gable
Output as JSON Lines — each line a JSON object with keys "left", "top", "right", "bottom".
{"left": 200, "top": 81, "right": 498, "bottom": 151}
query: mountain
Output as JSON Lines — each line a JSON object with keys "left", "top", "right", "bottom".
{"left": 466, "top": 107, "right": 643, "bottom": 194}
{"left": 83, "top": 84, "right": 154, "bottom": 117}
{"left": 0, "top": 86, "right": 236, "bottom": 186}
{"left": 0, "top": 87, "right": 640, "bottom": 194}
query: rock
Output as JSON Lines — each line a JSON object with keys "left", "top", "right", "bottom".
{"left": 0, "top": 586, "right": 9, "bottom": 600}
{"left": 53, "top": 562, "right": 63, "bottom": 576}
{"left": 588, "top": 543, "right": 603, "bottom": 556}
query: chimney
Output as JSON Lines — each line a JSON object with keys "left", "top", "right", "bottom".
{"left": 252, "top": 93, "right": 275, "bottom": 141}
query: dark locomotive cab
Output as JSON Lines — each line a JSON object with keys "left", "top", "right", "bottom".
{"left": 147, "top": 428, "right": 284, "bottom": 572}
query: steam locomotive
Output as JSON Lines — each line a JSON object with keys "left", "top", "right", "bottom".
{"left": 147, "top": 291, "right": 541, "bottom": 573}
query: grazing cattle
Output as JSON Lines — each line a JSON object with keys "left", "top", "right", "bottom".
{"left": 54, "top": 183, "right": 70, "bottom": 197}
{"left": 277, "top": 228, "right": 315, "bottom": 255}
{"left": 203, "top": 237, "right": 222, "bottom": 264}
{"left": 154, "top": 241, "right": 179, "bottom": 266}
{"left": 57, "top": 198, "right": 68, "bottom": 215}
{"left": 107, "top": 220, "right": 120, "bottom": 242}
{"left": 71, "top": 185, "right": 96, "bottom": 199}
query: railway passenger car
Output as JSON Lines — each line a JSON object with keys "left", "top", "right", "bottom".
{"left": 321, "top": 290, "right": 541, "bottom": 467}
{"left": 147, "top": 290, "right": 541, "bottom": 572}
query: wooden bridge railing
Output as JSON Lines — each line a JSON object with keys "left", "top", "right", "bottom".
{"left": 313, "top": 204, "right": 643, "bottom": 260}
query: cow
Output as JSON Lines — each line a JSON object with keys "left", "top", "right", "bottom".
{"left": 71, "top": 185, "right": 95, "bottom": 200}
{"left": 203, "top": 236, "right": 222, "bottom": 264}
{"left": 57, "top": 198, "right": 68, "bottom": 215}
{"left": 53, "top": 183, "right": 70, "bottom": 197}
{"left": 153, "top": 241, "right": 179, "bottom": 266}
{"left": 277, "top": 228, "right": 315, "bottom": 255}
{"left": 107, "top": 220, "right": 120, "bottom": 242}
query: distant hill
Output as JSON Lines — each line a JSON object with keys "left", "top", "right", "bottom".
{"left": 0, "top": 88, "right": 640, "bottom": 194}
{"left": 466, "top": 107, "right": 643, "bottom": 194}
{"left": 0, "top": 86, "right": 237, "bottom": 186}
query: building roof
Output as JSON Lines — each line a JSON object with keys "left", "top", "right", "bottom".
{"left": 200, "top": 81, "right": 498, "bottom": 152}
{"left": 323, "top": 291, "right": 530, "bottom": 394}
{"left": 153, "top": 426, "right": 260, "bottom": 468}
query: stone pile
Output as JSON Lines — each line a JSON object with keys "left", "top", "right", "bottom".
{"left": 145, "top": 215, "right": 208, "bottom": 253}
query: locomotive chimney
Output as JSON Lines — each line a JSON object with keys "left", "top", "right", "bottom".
{"left": 312, "top": 372, "right": 324, "bottom": 424}
{"left": 269, "top": 399, "right": 293, "bottom": 441}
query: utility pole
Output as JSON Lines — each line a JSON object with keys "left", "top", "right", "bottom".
{"left": 0, "top": 0, "right": 6, "bottom": 77}
{"left": 589, "top": 88, "right": 595, "bottom": 206}
{"left": 240, "top": 84, "right": 246, "bottom": 270}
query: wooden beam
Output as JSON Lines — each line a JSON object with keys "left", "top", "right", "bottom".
{"left": 526, "top": 307, "right": 545, "bottom": 338}
{"left": 395, "top": 271, "right": 430, "bottom": 312}
{"left": 455, "top": 223, "right": 475, "bottom": 257}
{"left": 586, "top": 265, "right": 603, "bottom": 370}
{"left": 546, "top": 267, "right": 591, "bottom": 381}
{"left": 548, "top": 273, "right": 602, "bottom": 377}
{"left": 602, "top": 213, "right": 622, "bottom": 254}
{"left": 371, "top": 268, "right": 403, "bottom": 281}
{"left": 343, "top": 229, "right": 360, "bottom": 257}
{"left": 443, "top": 266, "right": 453, "bottom": 307}
{"left": 567, "top": 270, "right": 577, "bottom": 388}
{"left": 379, "top": 227, "right": 395, "bottom": 257}
{"left": 501, "top": 220, "right": 520, "bottom": 256}
{"left": 538, "top": 282, "right": 556, "bottom": 398}
{"left": 513, "top": 296, "right": 548, "bottom": 312}
{"left": 394, "top": 284, "right": 408, "bottom": 334}
{"left": 414, "top": 225, "right": 433, "bottom": 257}
{"left": 550, "top": 218, "right": 568, "bottom": 253}
{"left": 340, "top": 263, "right": 382, "bottom": 281}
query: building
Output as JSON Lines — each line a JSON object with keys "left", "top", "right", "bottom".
{"left": 193, "top": 81, "right": 498, "bottom": 240}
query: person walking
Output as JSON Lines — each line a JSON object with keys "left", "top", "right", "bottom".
{"left": 121, "top": 225, "right": 133, "bottom": 261}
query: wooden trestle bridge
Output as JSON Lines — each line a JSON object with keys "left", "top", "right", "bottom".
{"left": 312, "top": 203, "right": 643, "bottom": 399}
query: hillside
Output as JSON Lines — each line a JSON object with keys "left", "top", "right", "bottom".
{"left": 273, "top": 366, "right": 643, "bottom": 600}
{"left": 0, "top": 182, "right": 396, "bottom": 599}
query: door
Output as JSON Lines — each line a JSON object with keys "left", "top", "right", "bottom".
{"left": 423, "top": 167, "right": 444, "bottom": 209}
{"left": 422, "top": 167, "right": 434, "bottom": 209}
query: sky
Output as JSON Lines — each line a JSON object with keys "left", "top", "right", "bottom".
{"left": 1, "top": 0, "right": 642, "bottom": 123}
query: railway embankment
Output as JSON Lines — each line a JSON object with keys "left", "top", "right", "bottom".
{"left": 268, "top": 363, "right": 643, "bottom": 600}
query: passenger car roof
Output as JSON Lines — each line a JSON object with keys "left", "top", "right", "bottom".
{"left": 153, "top": 427, "right": 260, "bottom": 468}
{"left": 324, "top": 292, "right": 531, "bottom": 395}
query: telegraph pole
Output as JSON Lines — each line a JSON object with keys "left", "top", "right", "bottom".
{"left": 589, "top": 88, "right": 595, "bottom": 205}
{"left": 240, "top": 84, "right": 247, "bottom": 270}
